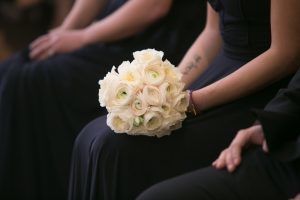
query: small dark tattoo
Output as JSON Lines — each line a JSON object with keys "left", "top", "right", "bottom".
{"left": 182, "top": 55, "right": 201, "bottom": 75}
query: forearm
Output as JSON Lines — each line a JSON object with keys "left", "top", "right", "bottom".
{"left": 60, "top": 0, "right": 108, "bottom": 30}
{"left": 82, "top": 0, "right": 172, "bottom": 44}
{"left": 194, "top": 48, "right": 299, "bottom": 111}
{"left": 178, "top": 4, "right": 222, "bottom": 88}
{"left": 52, "top": 0, "right": 73, "bottom": 27}
{"left": 178, "top": 29, "right": 222, "bottom": 88}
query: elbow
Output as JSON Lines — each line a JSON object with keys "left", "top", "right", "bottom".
{"left": 284, "top": 49, "right": 300, "bottom": 73}
{"left": 270, "top": 44, "right": 300, "bottom": 73}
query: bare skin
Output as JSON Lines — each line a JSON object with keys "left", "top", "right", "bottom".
{"left": 29, "top": 0, "right": 173, "bottom": 61}
{"left": 179, "top": 0, "right": 300, "bottom": 112}
{"left": 212, "top": 124, "right": 268, "bottom": 172}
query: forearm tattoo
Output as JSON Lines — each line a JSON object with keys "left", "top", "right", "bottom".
{"left": 182, "top": 55, "right": 201, "bottom": 75}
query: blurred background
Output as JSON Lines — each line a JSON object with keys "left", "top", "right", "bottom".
{"left": 0, "top": 0, "right": 73, "bottom": 61}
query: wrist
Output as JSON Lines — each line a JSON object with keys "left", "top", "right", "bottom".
{"left": 187, "top": 90, "right": 201, "bottom": 116}
{"left": 59, "top": 21, "right": 74, "bottom": 31}
{"left": 60, "top": 17, "right": 82, "bottom": 30}
{"left": 82, "top": 25, "right": 103, "bottom": 46}
{"left": 81, "top": 28, "right": 93, "bottom": 46}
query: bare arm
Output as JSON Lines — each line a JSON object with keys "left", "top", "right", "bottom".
{"left": 82, "top": 0, "right": 173, "bottom": 44}
{"left": 178, "top": 4, "right": 223, "bottom": 88}
{"left": 30, "top": 0, "right": 173, "bottom": 60}
{"left": 193, "top": 0, "right": 300, "bottom": 111}
{"left": 60, "top": 0, "right": 108, "bottom": 30}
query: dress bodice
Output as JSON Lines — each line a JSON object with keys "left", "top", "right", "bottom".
{"left": 208, "top": 0, "right": 271, "bottom": 60}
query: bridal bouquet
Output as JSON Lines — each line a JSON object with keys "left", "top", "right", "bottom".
{"left": 98, "top": 49, "right": 189, "bottom": 137}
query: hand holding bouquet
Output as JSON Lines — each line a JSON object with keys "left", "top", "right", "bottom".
{"left": 98, "top": 49, "right": 189, "bottom": 137}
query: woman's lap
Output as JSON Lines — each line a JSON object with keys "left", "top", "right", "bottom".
{"left": 137, "top": 148, "right": 300, "bottom": 200}
{"left": 69, "top": 101, "right": 258, "bottom": 199}
{"left": 0, "top": 44, "right": 114, "bottom": 199}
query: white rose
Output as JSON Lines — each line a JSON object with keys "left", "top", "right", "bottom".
{"left": 169, "top": 121, "right": 183, "bottom": 132}
{"left": 107, "top": 112, "right": 133, "bottom": 133}
{"left": 133, "top": 49, "right": 164, "bottom": 64}
{"left": 160, "top": 110, "right": 185, "bottom": 132}
{"left": 162, "top": 60, "right": 183, "bottom": 83}
{"left": 102, "top": 49, "right": 189, "bottom": 137}
{"left": 117, "top": 61, "right": 131, "bottom": 74}
{"left": 173, "top": 92, "right": 189, "bottom": 112}
{"left": 133, "top": 116, "right": 144, "bottom": 127}
{"left": 131, "top": 93, "right": 148, "bottom": 116}
{"left": 143, "top": 62, "right": 166, "bottom": 86}
{"left": 142, "top": 85, "right": 162, "bottom": 106}
{"left": 126, "top": 115, "right": 153, "bottom": 135}
{"left": 150, "top": 103, "right": 171, "bottom": 118}
{"left": 163, "top": 110, "right": 181, "bottom": 126}
{"left": 155, "top": 130, "right": 172, "bottom": 138}
{"left": 153, "top": 118, "right": 184, "bottom": 137}
{"left": 118, "top": 61, "right": 142, "bottom": 87}
{"left": 159, "top": 82, "right": 184, "bottom": 103}
{"left": 107, "top": 82, "right": 135, "bottom": 109}
{"left": 143, "top": 111, "right": 162, "bottom": 131}
{"left": 159, "top": 82, "right": 175, "bottom": 102}
{"left": 98, "top": 66, "right": 120, "bottom": 107}
{"left": 161, "top": 103, "right": 172, "bottom": 116}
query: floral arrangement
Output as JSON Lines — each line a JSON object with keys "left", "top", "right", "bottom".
{"left": 98, "top": 49, "right": 189, "bottom": 137}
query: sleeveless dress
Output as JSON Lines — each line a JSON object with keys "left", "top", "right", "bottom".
{"left": 0, "top": 0, "right": 206, "bottom": 199}
{"left": 68, "top": 0, "right": 294, "bottom": 199}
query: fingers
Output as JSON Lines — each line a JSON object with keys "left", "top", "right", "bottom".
{"left": 213, "top": 131, "right": 245, "bottom": 172}
{"left": 212, "top": 145, "right": 242, "bottom": 173}
{"left": 30, "top": 38, "right": 51, "bottom": 59}
{"left": 34, "top": 48, "right": 55, "bottom": 61}
{"left": 212, "top": 150, "right": 227, "bottom": 169}
{"left": 30, "top": 35, "right": 49, "bottom": 49}
{"left": 213, "top": 125, "right": 266, "bottom": 173}
{"left": 225, "top": 145, "right": 241, "bottom": 172}
{"left": 30, "top": 34, "right": 58, "bottom": 60}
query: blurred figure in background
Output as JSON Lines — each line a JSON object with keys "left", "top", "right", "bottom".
{"left": 0, "top": 0, "right": 72, "bottom": 60}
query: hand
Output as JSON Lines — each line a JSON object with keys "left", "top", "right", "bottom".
{"left": 212, "top": 124, "right": 268, "bottom": 172}
{"left": 29, "top": 29, "right": 88, "bottom": 61}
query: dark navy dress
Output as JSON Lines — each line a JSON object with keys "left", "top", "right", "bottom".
{"left": 0, "top": 0, "right": 206, "bottom": 199}
{"left": 68, "top": 0, "right": 294, "bottom": 199}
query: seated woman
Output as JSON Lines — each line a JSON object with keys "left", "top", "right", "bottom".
{"left": 137, "top": 68, "right": 300, "bottom": 200}
{"left": 68, "top": 0, "right": 300, "bottom": 199}
{"left": 0, "top": 0, "right": 205, "bottom": 199}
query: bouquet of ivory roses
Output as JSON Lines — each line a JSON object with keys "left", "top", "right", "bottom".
{"left": 98, "top": 49, "right": 189, "bottom": 137}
